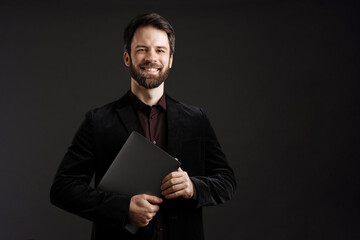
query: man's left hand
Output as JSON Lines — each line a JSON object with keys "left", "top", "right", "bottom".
{"left": 161, "top": 167, "right": 194, "bottom": 199}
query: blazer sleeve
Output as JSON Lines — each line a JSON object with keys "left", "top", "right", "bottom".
{"left": 49, "top": 111, "right": 131, "bottom": 229}
{"left": 190, "top": 109, "right": 237, "bottom": 208}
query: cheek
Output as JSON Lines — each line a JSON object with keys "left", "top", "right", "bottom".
{"left": 130, "top": 52, "right": 140, "bottom": 62}
{"left": 161, "top": 58, "right": 171, "bottom": 67}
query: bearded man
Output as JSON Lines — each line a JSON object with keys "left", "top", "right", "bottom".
{"left": 50, "top": 13, "right": 236, "bottom": 240}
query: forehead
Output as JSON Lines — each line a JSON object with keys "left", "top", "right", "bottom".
{"left": 131, "top": 25, "right": 170, "bottom": 49}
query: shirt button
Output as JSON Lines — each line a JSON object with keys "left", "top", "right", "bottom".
{"left": 153, "top": 141, "right": 157, "bottom": 145}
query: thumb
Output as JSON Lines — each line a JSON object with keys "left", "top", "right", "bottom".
{"left": 144, "top": 194, "right": 163, "bottom": 204}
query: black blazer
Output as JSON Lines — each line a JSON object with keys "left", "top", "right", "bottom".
{"left": 50, "top": 92, "right": 236, "bottom": 240}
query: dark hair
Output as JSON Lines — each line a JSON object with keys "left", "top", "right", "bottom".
{"left": 123, "top": 13, "right": 175, "bottom": 55}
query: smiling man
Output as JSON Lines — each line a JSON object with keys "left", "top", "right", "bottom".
{"left": 127, "top": 25, "right": 172, "bottom": 90}
{"left": 50, "top": 13, "right": 236, "bottom": 240}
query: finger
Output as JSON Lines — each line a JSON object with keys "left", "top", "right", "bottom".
{"left": 141, "top": 218, "right": 151, "bottom": 227}
{"left": 146, "top": 211, "right": 157, "bottom": 219}
{"left": 160, "top": 177, "right": 183, "bottom": 190}
{"left": 143, "top": 194, "right": 163, "bottom": 204}
{"left": 162, "top": 170, "right": 183, "bottom": 183}
{"left": 148, "top": 204, "right": 160, "bottom": 213}
{"left": 164, "top": 189, "right": 186, "bottom": 199}
{"left": 161, "top": 183, "right": 186, "bottom": 196}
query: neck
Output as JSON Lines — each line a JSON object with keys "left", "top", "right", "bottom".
{"left": 130, "top": 79, "right": 164, "bottom": 106}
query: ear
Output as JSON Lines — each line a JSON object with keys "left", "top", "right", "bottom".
{"left": 169, "top": 54, "right": 174, "bottom": 68}
{"left": 124, "top": 52, "right": 130, "bottom": 67}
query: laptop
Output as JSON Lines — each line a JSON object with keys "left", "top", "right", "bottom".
{"left": 97, "top": 131, "right": 181, "bottom": 197}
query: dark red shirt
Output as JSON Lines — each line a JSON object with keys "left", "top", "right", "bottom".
{"left": 129, "top": 91, "right": 167, "bottom": 150}
{"left": 129, "top": 91, "right": 167, "bottom": 240}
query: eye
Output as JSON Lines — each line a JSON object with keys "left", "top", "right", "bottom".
{"left": 157, "top": 49, "right": 166, "bottom": 53}
{"left": 137, "top": 48, "right": 146, "bottom": 52}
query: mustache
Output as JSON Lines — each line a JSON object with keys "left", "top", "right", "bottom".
{"left": 139, "top": 62, "right": 163, "bottom": 68}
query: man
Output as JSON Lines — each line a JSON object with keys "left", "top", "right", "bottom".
{"left": 50, "top": 13, "right": 236, "bottom": 240}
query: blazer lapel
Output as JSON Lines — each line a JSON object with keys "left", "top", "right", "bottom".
{"left": 166, "top": 96, "right": 183, "bottom": 157}
{"left": 115, "top": 92, "right": 141, "bottom": 135}
{"left": 114, "top": 92, "right": 182, "bottom": 156}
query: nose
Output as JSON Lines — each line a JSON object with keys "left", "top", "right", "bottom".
{"left": 144, "top": 48, "right": 157, "bottom": 62}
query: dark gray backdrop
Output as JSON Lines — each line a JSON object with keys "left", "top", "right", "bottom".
{"left": 1, "top": 0, "right": 359, "bottom": 239}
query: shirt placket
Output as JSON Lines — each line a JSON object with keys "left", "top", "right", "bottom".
{"left": 148, "top": 107, "right": 158, "bottom": 145}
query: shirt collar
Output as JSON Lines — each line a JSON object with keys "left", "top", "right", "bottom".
{"left": 129, "top": 90, "right": 167, "bottom": 112}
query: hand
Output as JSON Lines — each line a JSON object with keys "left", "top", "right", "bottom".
{"left": 128, "top": 194, "right": 163, "bottom": 227}
{"left": 161, "top": 167, "right": 194, "bottom": 199}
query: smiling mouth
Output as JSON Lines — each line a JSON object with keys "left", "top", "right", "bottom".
{"left": 141, "top": 67, "right": 161, "bottom": 73}
{"left": 142, "top": 67, "right": 159, "bottom": 71}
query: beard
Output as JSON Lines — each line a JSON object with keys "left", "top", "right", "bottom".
{"left": 130, "top": 58, "right": 170, "bottom": 89}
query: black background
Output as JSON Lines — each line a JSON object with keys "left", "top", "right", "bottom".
{"left": 1, "top": 0, "right": 359, "bottom": 239}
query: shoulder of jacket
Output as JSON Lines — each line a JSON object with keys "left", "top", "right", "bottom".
{"left": 167, "top": 95, "right": 205, "bottom": 119}
{"left": 86, "top": 91, "right": 129, "bottom": 119}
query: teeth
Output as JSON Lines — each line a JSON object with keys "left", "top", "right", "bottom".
{"left": 145, "top": 68, "right": 158, "bottom": 72}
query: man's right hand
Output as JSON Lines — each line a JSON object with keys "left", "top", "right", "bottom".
{"left": 128, "top": 194, "right": 163, "bottom": 227}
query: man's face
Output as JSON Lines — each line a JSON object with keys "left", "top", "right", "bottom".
{"left": 124, "top": 26, "right": 173, "bottom": 89}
